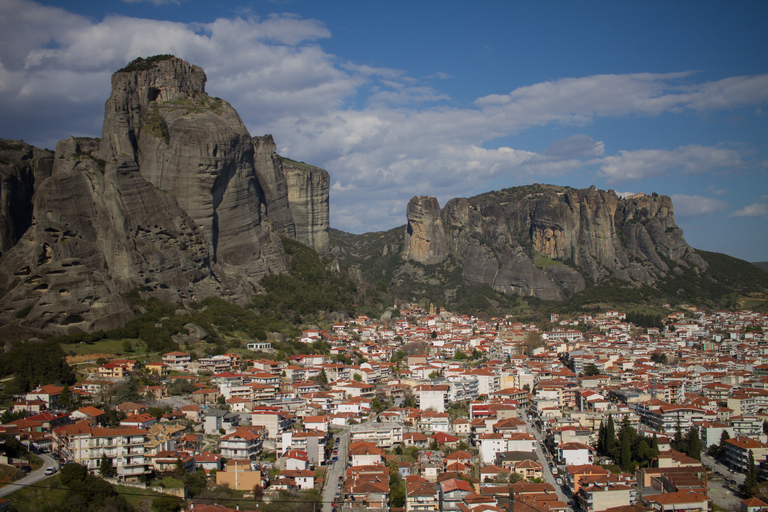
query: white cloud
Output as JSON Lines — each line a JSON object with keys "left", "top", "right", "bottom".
{"left": 706, "top": 185, "right": 728, "bottom": 196}
{"left": 669, "top": 195, "right": 728, "bottom": 217}
{"left": 595, "top": 145, "right": 745, "bottom": 184}
{"left": 730, "top": 203, "right": 768, "bottom": 218}
{"left": 1, "top": 1, "right": 766, "bottom": 233}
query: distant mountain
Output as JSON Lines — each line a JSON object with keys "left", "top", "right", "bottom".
{"left": 753, "top": 262, "right": 768, "bottom": 273}
{"left": 331, "top": 184, "right": 768, "bottom": 313}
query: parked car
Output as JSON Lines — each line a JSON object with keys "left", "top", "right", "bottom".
{"left": 556, "top": 477, "right": 563, "bottom": 486}
{"left": 45, "top": 466, "right": 57, "bottom": 475}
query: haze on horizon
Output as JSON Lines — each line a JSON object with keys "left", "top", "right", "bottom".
{"left": 1, "top": 0, "right": 767, "bottom": 261}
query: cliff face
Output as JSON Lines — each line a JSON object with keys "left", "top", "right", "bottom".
{"left": 403, "top": 185, "right": 706, "bottom": 300}
{"left": 0, "top": 56, "right": 330, "bottom": 337}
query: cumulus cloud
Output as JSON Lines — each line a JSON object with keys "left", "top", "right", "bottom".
{"left": 730, "top": 202, "right": 768, "bottom": 218}
{"left": 595, "top": 145, "right": 745, "bottom": 184}
{"left": 543, "top": 134, "right": 605, "bottom": 158}
{"left": 1, "top": 1, "right": 766, "bottom": 232}
{"left": 670, "top": 195, "right": 728, "bottom": 217}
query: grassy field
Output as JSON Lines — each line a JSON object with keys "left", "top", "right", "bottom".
{"left": 60, "top": 338, "right": 148, "bottom": 356}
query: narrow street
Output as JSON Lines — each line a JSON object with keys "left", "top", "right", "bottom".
{"left": 322, "top": 427, "right": 349, "bottom": 512}
{"left": 520, "top": 411, "right": 571, "bottom": 508}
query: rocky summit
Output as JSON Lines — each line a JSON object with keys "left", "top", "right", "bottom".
{"left": 401, "top": 185, "right": 706, "bottom": 301}
{"left": 0, "top": 56, "right": 329, "bottom": 338}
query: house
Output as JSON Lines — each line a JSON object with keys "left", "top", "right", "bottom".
{"left": 348, "top": 441, "right": 385, "bottom": 466}
{"left": 162, "top": 351, "right": 191, "bottom": 370}
{"left": 195, "top": 451, "right": 224, "bottom": 472}
{"left": 415, "top": 384, "right": 450, "bottom": 413}
{"left": 440, "top": 477, "right": 474, "bottom": 512}
{"left": 220, "top": 427, "right": 264, "bottom": 460}
{"left": 406, "top": 476, "right": 439, "bottom": 512}
{"left": 643, "top": 491, "right": 711, "bottom": 512}
{"left": 558, "top": 442, "right": 594, "bottom": 466}
{"left": 145, "top": 362, "right": 169, "bottom": 377}
{"left": 742, "top": 497, "right": 768, "bottom": 512}
{"left": 203, "top": 409, "right": 240, "bottom": 435}
{"left": 120, "top": 413, "right": 157, "bottom": 429}
{"left": 148, "top": 449, "right": 195, "bottom": 474}
{"left": 277, "top": 469, "right": 315, "bottom": 490}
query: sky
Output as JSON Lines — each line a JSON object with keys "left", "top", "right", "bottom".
{"left": 1, "top": 1, "right": 767, "bottom": 262}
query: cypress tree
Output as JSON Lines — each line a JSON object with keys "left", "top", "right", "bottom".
{"left": 606, "top": 415, "right": 615, "bottom": 457}
{"left": 597, "top": 420, "right": 606, "bottom": 455}
{"left": 620, "top": 429, "right": 632, "bottom": 471}
{"left": 744, "top": 450, "right": 758, "bottom": 497}
{"left": 717, "top": 430, "right": 731, "bottom": 460}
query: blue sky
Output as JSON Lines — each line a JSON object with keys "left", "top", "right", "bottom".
{"left": 1, "top": 1, "right": 767, "bottom": 262}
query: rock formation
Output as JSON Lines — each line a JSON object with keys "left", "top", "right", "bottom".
{"left": 403, "top": 196, "right": 450, "bottom": 265}
{"left": 402, "top": 185, "right": 706, "bottom": 300}
{"left": 0, "top": 56, "right": 330, "bottom": 338}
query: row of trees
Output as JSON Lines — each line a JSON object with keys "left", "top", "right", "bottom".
{"left": 596, "top": 416, "right": 663, "bottom": 472}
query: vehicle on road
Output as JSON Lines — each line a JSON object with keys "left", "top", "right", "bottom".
{"left": 45, "top": 466, "right": 57, "bottom": 475}
{"left": 556, "top": 477, "right": 563, "bottom": 486}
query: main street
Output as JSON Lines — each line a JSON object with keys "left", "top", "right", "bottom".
{"left": 519, "top": 411, "right": 571, "bottom": 508}
{"left": 0, "top": 452, "right": 58, "bottom": 499}
{"left": 322, "top": 426, "right": 349, "bottom": 512}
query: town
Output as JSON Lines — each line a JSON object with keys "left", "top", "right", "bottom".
{"left": 2, "top": 302, "right": 768, "bottom": 512}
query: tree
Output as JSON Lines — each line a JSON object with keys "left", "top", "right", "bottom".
{"left": 152, "top": 495, "right": 184, "bottom": 512}
{"left": 717, "top": 430, "right": 731, "bottom": 461}
{"left": 59, "top": 384, "right": 73, "bottom": 410}
{"left": 684, "top": 426, "right": 702, "bottom": 461}
{"left": 99, "top": 454, "right": 114, "bottom": 477}
{"left": 353, "top": 373, "right": 362, "bottom": 382}
{"left": 744, "top": 449, "right": 758, "bottom": 497}
{"left": 605, "top": 415, "right": 615, "bottom": 457}
{"left": 583, "top": 363, "right": 600, "bottom": 376}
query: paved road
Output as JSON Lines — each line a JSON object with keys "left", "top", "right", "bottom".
{"left": 520, "top": 412, "right": 571, "bottom": 508}
{"left": 322, "top": 427, "right": 349, "bottom": 512}
{"left": 701, "top": 453, "right": 745, "bottom": 486}
{"left": 0, "top": 452, "right": 58, "bottom": 499}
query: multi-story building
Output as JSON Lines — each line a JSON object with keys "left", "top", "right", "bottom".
{"left": 55, "top": 423, "right": 150, "bottom": 479}
{"left": 405, "top": 477, "right": 439, "bottom": 512}
{"left": 725, "top": 436, "right": 768, "bottom": 473}
{"left": 161, "top": 351, "right": 191, "bottom": 371}
{"left": 220, "top": 427, "right": 265, "bottom": 460}
{"left": 415, "top": 384, "right": 450, "bottom": 413}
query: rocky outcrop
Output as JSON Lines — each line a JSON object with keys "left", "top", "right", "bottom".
{"left": 402, "top": 184, "right": 705, "bottom": 300}
{"left": 0, "top": 56, "right": 330, "bottom": 338}
{"left": 403, "top": 196, "right": 450, "bottom": 265}
{"left": 0, "top": 141, "right": 53, "bottom": 258}
{"left": 283, "top": 159, "right": 330, "bottom": 256}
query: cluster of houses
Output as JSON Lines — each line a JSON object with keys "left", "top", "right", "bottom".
{"left": 2, "top": 303, "right": 768, "bottom": 512}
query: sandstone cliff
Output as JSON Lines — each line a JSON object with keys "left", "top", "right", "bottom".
{"left": 0, "top": 56, "right": 330, "bottom": 338}
{"left": 402, "top": 184, "right": 706, "bottom": 300}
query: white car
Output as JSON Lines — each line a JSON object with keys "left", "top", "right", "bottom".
{"left": 45, "top": 466, "right": 57, "bottom": 475}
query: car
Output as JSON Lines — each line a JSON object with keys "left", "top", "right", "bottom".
{"left": 332, "top": 456, "right": 338, "bottom": 462}
{"left": 556, "top": 477, "right": 563, "bottom": 486}
{"left": 551, "top": 467, "right": 558, "bottom": 476}
{"left": 45, "top": 466, "right": 57, "bottom": 475}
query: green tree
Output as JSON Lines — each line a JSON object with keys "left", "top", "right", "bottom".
{"left": 717, "top": 430, "right": 731, "bottom": 460}
{"left": 59, "top": 383, "right": 73, "bottom": 410}
{"left": 684, "top": 426, "right": 702, "bottom": 461}
{"left": 583, "top": 363, "right": 600, "bottom": 376}
{"left": 99, "top": 454, "right": 114, "bottom": 477}
{"left": 353, "top": 373, "right": 362, "bottom": 382}
{"left": 744, "top": 449, "right": 758, "bottom": 497}
{"left": 152, "top": 495, "right": 184, "bottom": 512}
{"left": 605, "top": 415, "right": 615, "bottom": 458}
